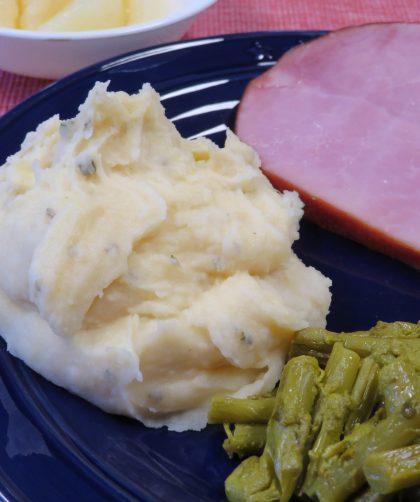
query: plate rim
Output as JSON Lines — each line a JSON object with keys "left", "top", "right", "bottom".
{"left": 2, "top": 28, "right": 417, "bottom": 502}
{"left": 0, "top": 30, "right": 326, "bottom": 134}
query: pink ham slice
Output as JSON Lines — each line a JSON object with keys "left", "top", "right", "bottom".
{"left": 236, "top": 23, "right": 420, "bottom": 268}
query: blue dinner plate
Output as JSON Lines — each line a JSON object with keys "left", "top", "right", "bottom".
{"left": 0, "top": 32, "right": 419, "bottom": 502}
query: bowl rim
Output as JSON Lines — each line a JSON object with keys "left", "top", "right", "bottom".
{"left": 0, "top": 0, "right": 217, "bottom": 40}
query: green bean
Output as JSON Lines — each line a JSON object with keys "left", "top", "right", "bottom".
{"left": 401, "top": 350, "right": 420, "bottom": 372}
{"left": 364, "top": 444, "right": 420, "bottom": 494}
{"left": 302, "top": 343, "right": 361, "bottom": 498}
{"left": 378, "top": 359, "right": 419, "bottom": 416}
{"left": 292, "top": 328, "right": 420, "bottom": 364}
{"left": 287, "top": 345, "right": 330, "bottom": 367}
{"left": 290, "top": 327, "right": 335, "bottom": 359}
{"left": 265, "top": 356, "right": 322, "bottom": 502}
{"left": 225, "top": 356, "right": 321, "bottom": 502}
{"left": 369, "top": 321, "right": 419, "bottom": 339}
{"left": 345, "top": 357, "right": 379, "bottom": 434}
{"left": 208, "top": 395, "right": 275, "bottom": 424}
{"left": 223, "top": 423, "right": 267, "bottom": 459}
{"left": 225, "top": 455, "right": 279, "bottom": 502}
{"left": 310, "top": 403, "right": 420, "bottom": 502}
{"left": 221, "top": 320, "right": 420, "bottom": 502}
{"left": 337, "top": 336, "right": 420, "bottom": 361}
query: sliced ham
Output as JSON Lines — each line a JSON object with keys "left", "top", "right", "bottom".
{"left": 236, "top": 23, "right": 420, "bottom": 268}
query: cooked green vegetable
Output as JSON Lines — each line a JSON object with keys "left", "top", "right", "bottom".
{"left": 225, "top": 355, "right": 321, "bottom": 502}
{"left": 345, "top": 357, "right": 379, "bottom": 434}
{"left": 339, "top": 337, "right": 420, "bottom": 363}
{"left": 291, "top": 322, "right": 420, "bottom": 364}
{"left": 302, "top": 343, "right": 360, "bottom": 498}
{"left": 378, "top": 359, "right": 419, "bottom": 416}
{"left": 369, "top": 321, "right": 420, "bottom": 339}
{"left": 354, "top": 487, "right": 392, "bottom": 502}
{"left": 363, "top": 444, "right": 420, "bottom": 494}
{"left": 225, "top": 455, "right": 279, "bottom": 502}
{"left": 216, "top": 321, "right": 420, "bottom": 502}
{"left": 309, "top": 403, "right": 420, "bottom": 502}
{"left": 287, "top": 326, "right": 334, "bottom": 364}
{"left": 223, "top": 423, "right": 267, "bottom": 458}
{"left": 208, "top": 395, "right": 275, "bottom": 424}
{"left": 265, "top": 356, "right": 321, "bottom": 502}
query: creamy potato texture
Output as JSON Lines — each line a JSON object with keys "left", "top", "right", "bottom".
{"left": 0, "top": 83, "right": 331, "bottom": 431}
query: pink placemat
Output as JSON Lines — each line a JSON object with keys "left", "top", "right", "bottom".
{"left": 1, "top": 0, "right": 420, "bottom": 116}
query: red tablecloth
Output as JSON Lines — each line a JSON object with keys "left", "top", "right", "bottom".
{"left": 1, "top": 0, "right": 420, "bottom": 116}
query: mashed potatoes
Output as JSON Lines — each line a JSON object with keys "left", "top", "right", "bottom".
{"left": 0, "top": 83, "right": 331, "bottom": 431}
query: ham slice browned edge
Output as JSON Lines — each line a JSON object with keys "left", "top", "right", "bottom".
{"left": 235, "top": 23, "right": 420, "bottom": 269}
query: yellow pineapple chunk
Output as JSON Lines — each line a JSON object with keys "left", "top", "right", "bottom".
{"left": 38, "top": 0, "right": 125, "bottom": 32}
{"left": 20, "top": 0, "right": 71, "bottom": 30}
{"left": 127, "top": 0, "right": 180, "bottom": 24}
{"left": 0, "top": 0, "right": 19, "bottom": 28}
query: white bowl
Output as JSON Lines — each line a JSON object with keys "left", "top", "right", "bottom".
{"left": 0, "top": 0, "right": 217, "bottom": 79}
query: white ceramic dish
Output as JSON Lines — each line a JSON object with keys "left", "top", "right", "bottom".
{"left": 0, "top": 0, "right": 217, "bottom": 79}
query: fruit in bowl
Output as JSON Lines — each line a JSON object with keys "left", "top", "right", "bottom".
{"left": 0, "top": 0, "right": 217, "bottom": 78}
{"left": 1, "top": 0, "right": 188, "bottom": 32}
